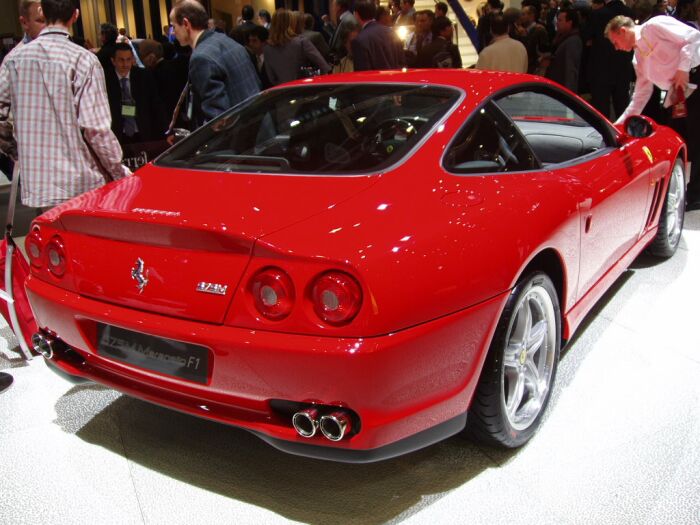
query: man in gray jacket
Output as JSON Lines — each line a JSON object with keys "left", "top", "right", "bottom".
{"left": 170, "top": 0, "right": 260, "bottom": 127}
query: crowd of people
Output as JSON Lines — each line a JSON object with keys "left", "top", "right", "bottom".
{"left": 0, "top": 0, "right": 463, "bottom": 163}
{"left": 473, "top": 0, "right": 700, "bottom": 207}
{"left": 0, "top": 0, "right": 699, "bottom": 209}
{"left": 474, "top": 0, "right": 699, "bottom": 111}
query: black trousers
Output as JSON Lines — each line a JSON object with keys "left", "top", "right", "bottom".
{"left": 590, "top": 80, "right": 631, "bottom": 122}
{"left": 668, "top": 67, "right": 700, "bottom": 203}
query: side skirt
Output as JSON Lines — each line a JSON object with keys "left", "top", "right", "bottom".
{"left": 563, "top": 227, "right": 657, "bottom": 340}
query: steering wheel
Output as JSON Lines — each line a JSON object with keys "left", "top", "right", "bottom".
{"left": 364, "top": 118, "right": 417, "bottom": 159}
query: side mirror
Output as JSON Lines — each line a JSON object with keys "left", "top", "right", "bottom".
{"left": 624, "top": 115, "right": 655, "bottom": 139}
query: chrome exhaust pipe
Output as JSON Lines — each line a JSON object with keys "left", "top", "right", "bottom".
{"left": 319, "top": 410, "right": 352, "bottom": 441}
{"left": 292, "top": 407, "right": 320, "bottom": 438}
{"left": 32, "top": 332, "right": 55, "bottom": 360}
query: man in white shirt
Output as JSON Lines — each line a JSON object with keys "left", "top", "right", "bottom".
{"left": 476, "top": 14, "right": 528, "bottom": 73}
{"left": 607, "top": 15, "right": 700, "bottom": 209}
{"left": 0, "top": 0, "right": 130, "bottom": 209}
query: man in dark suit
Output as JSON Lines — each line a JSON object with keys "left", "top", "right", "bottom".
{"left": 518, "top": 4, "right": 550, "bottom": 74}
{"left": 245, "top": 25, "right": 271, "bottom": 89}
{"left": 96, "top": 23, "right": 118, "bottom": 72}
{"left": 416, "top": 16, "right": 462, "bottom": 68}
{"left": 545, "top": 8, "right": 583, "bottom": 92}
{"left": 170, "top": 0, "right": 260, "bottom": 128}
{"left": 106, "top": 43, "right": 167, "bottom": 143}
{"left": 302, "top": 13, "right": 331, "bottom": 61}
{"left": 351, "top": 0, "right": 405, "bottom": 71}
{"left": 585, "top": 0, "right": 634, "bottom": 120}
{"left": 327, "top": 0, "right": 360, "bottom": 61}
{"left": 230, "top": 5, "right": 257, "bottom": 45}
{"left": 137, "top": 39, "right": 190, "bottom": 124}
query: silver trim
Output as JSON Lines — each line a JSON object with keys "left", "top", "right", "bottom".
{"left": 196, "top": 282, "right": 228, "bottom": 296}
{"left": 319, "top": 411, "right": 351, "bottom": 442}
{"left": 130, "top": 258, "right": 149, "bottom": 294}
{"left": 665, "top": 161, "right": 685, "bottom": 249}
{"left": 501, "top": 284, "right": 557, "bottom": 431}
{"left": 31, "top": 332, "right": 54, "bottom": 360}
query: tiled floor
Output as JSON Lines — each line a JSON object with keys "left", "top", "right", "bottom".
{"left": 1, "top": 212, "right": 699, "bottom": 525}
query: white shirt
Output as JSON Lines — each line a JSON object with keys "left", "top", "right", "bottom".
{"left": 476, "top": 35, "right": 529, "bottom": 73}
{"left": 616, "top": 16, "right": 700, "bottom": 123}
{"left": 0, "top": 27, "right": 129, "bottom": 207}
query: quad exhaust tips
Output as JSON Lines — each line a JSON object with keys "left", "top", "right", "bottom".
{"left": 292, "top": 407, "right": 353, "bottom": 441}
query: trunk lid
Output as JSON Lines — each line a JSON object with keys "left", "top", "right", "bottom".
{"left": 49, "top": 164, "right": 376, "bottom": 323}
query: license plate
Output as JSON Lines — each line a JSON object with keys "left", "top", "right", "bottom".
{"left": 96, "top": 324, "right": 209, "bottom": 384}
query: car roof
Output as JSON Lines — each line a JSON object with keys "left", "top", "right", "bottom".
{"left": 278, "top": 69, "right": 551, "bottom": 100}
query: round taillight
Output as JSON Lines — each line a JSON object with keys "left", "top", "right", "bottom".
{"left": 25, "top": 232, "right": 43, "bottom": 268}
{"left": 311, "top": 271, "right": 362, "bottom": 325}
{"left": 46, "top": 237, "right": 67, "bottom": 277}
{"left": 250, "top": 267, "right": 295, "bottom": 320}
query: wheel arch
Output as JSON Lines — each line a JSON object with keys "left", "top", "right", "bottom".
{"left": 515, "top": 248, "right": 568, "bottom": 341}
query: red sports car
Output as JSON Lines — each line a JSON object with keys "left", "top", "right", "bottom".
{"left": 24, "top": 70, "right": 686, "bottom": 462}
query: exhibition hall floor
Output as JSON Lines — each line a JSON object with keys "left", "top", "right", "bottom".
{"left": 1, "top": 212, "right": 699, "bottom": 524}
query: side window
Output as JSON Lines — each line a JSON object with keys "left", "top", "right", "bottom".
{"left": 495, "top": 91, "right": 608, "bottom": 165}
{"left": 444, "top": 102, "right": 537, "bottom": 174}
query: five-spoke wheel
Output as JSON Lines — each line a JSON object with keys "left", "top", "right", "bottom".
{"left": 649, "top": 158, "right": 685, "bottom": 258}
{"left": 467, "top": 272, "right": 561, "bottom": 448}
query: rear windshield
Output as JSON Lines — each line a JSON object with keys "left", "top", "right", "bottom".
{"left": 156, "top": 83, "right": 460, "bottom": 175}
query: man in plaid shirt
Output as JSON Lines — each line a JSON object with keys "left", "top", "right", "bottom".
{"left": 0, "top": 0, "right": 130, "bottom": 209}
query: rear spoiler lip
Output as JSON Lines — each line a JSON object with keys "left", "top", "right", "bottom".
{"left": 49, "top": 212, "right": 256, "bottom": 254}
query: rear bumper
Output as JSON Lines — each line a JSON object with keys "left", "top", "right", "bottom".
{"left": 26, "top": 275, "right": 505, "bottom": 462}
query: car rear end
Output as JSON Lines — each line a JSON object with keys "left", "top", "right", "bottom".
{"left": 23, "top": 78, "right": 503, "bottom": 461}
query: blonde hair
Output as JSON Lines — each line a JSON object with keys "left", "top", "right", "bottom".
{"left": 19, "top": 0, "right": 41, "bottom": 17}
{"left": 268, "top": 8, "right": 296, "bottom": 46}
{"left": 605, "top": 15, "right": 634, "bottom": 38}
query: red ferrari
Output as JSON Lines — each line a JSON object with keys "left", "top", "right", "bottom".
{"left": 23, "top": 70, "right": 686, "bottom": 462}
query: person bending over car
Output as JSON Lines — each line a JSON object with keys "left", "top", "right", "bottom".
{"left": 607, "top": 15, "right": 700, "bottom": 210}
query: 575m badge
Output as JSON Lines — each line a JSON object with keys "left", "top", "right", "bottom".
{"left": 196, "top": 282, "right": 228, "bottom": 296}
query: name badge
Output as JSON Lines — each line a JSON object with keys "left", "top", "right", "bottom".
{"left": 122, "top": 105, "right": 136, "bottom": 117}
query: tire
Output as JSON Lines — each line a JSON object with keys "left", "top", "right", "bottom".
{"left": 648, "top": 158, "right": 685, "bottom": 258}
{"left": 466, "top": 272, "right": 561, "bottom": 448}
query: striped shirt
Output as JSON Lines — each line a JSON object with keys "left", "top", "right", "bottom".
{"left": 0, "top": 26, "right": 130, "bottom": 207}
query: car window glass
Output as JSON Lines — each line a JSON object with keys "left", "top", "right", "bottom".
{"left": 156, "top": 84, "right": 460, "bottom": 175}
{"left": 444, "top": 103, "right": 537, "bottom": 174}
{"left": 495, "top": 91, "right": 607, "bottom": 165}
